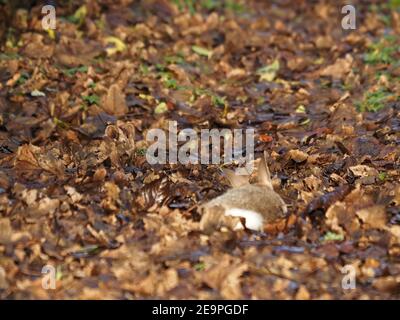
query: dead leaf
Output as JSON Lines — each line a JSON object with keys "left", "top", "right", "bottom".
{"left": 55, "top": 38, "right": 102, "bottom": 67}
{"left": 0, "top": 218, "right": 13, "bottom": 244}
{"left": 373, "top": 276, "right": 400, "bottom": 293}
{"left": 320, "top": 54, "right": 353, "bottom": 79}
{"left": 356, "top": 205, "right": 387, "bottom": 230}
{"left": 288, "top": 149, "right": 308, "bottom": 163}
{"left": 349, "top": 165, "right": 378, "bottom": 177}
{"left": 202, "top": 255, "right": 247, "bottom": 299}
{"left": 101, "top": 84, "right": 128, "bottom": 116}
{"left": 14, "top": 144, "right": 40, "bottom": 168}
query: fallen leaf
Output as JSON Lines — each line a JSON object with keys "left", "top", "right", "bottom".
{"left": 101, "top": 84, "right": 128, "bottom": 116}
{"left": 356, "top": 205, "right": 387, "bottom": 230}
{"left": 288, "top": 149, "right": 308, "bottom": 163}
{"left": 202, "top": 256, "right": 247, "bottom": 299}
{"left": 349, "top": 165, "right": 378, "bottom": 177}
{"left": 0, "top": 218, "right": 13, "bottom": 244}
{"left": 320, "top": 54, "right": 353, "bottom": 79}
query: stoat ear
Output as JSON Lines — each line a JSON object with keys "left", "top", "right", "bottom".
{"left": 222, "top": 169, "right": 249, "bottom": 188}
{"left": 257, "top": 152, "right": 273, "bottom": 190}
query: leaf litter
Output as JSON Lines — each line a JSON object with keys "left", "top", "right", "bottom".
{"left": 0, "top": 0, "right": 399, "bottom": 299}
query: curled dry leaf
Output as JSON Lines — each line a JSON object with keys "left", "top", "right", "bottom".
{"left": 288, "top": 149, "right": 308, "bottom": 163}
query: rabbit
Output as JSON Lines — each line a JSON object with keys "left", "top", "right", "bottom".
{"left": 199, "top": 152, "right": 287, "bottom": 233}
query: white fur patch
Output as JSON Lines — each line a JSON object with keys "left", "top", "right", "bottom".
{"left": 225, "top": 208, "right": 264, "bottom": 231}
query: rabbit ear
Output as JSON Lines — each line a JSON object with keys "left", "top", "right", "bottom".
{"left": 257, "top": 152, "right": 274, "bottom": 190}
{"left": 222, "top": 169, "right": 249, "bottom": 188}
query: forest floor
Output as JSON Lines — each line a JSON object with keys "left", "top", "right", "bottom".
{"left": 0, "top": 0, "right": 400, "bottom": 299}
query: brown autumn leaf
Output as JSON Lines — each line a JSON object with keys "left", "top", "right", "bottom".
{"left": 202, "top": 255, "right": 248, "bottom": 299}
{"left": 128, "top": 268, "right": 179, "bottom": 296}
{"left": 0, "top": 218, "right": 13, "bottom": 245}
{"left": 356, "top": 205, "right": 387, "bottom": 230}
{"left": 325, "top": 200, "right": 359, "bottom": 235}
{"left": 349, "top": 165, "right": 379, "bottom": 177}
{"left": 14, "top": 144, "right": 40, "bottom": 168}
{"left": 2, "top": 0, "right": 400, "bottom": 300}
{"left": 288, "top": 149, "right": 308, "bottom": 163}
{"left": 55, "top": 38, "right": 102, "bottom": 67}
{"left": 21, "top": 34, "right": 54, "bottom": 59}
{"left": 36, "top": 150, "right": 66, "bottom": 177}
{"left": 320, "top": 54, "right": 353, "bottom": 79}
{"left": 101, "top": 84, "right": 128, "bottom": 116}
{"left": 14, "top": 144, "right": 65, "bottom": 176}
{"left": 32, "top": 197, "right": 60, "bottom": 216}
